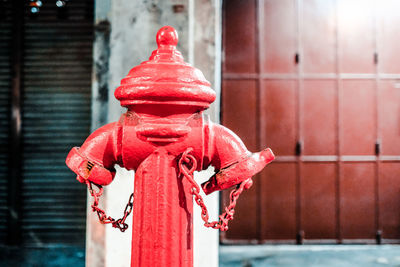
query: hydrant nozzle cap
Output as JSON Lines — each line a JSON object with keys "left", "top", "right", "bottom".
{"left": 114, "top": 26, "right": 216, "bottom": 111}
{"left": 156, "top": 26, "right": 178, "bottom": 47}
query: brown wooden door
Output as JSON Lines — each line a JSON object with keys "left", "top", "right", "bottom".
{"left": 222, "top": 0, "right": 400, "bottom": 244}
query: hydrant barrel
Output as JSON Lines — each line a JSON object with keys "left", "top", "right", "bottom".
{"left": 65, "top": 26, "right": 274, "bottom": 267}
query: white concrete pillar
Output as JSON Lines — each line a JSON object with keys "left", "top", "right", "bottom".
{"left": 190, "top": 1, "right": 221, "bottom": 267}
{"left": 89, "top": 1, "right": 222, "bottom": 266}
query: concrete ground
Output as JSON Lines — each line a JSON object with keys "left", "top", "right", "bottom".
{"left": 0, "top": 245, "right": 85, "bottom": 267}
{"left": 1, "top": 244, "right": 399, "bottom": 266}
{"left": 220, "top": 245, "right": 400, "bottom": 267}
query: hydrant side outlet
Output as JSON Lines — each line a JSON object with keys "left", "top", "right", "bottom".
{"left": 65, "top": 26, "right": 274, "bottom": 267}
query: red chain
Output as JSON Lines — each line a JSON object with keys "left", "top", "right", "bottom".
{"left": 86, "top": 180, "right": 134, "bottom": 232}
{"left": 178, "top": 148, "right": 251, "bottom": 231}
{"left": 85, "top": 148, "right": 248, "bottom": 232}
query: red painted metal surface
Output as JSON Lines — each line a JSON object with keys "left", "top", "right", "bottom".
{"left": 223, "top": 0, "right": 400, "bottom": 244}
{"left": 337, "top": 0, "right": 375, "bottom": 74}
{"left": 261, "top": 80, "right": 297, "bottom": 156}
{"left": 341, "top": 80, "right": 375, "bottom": 155}
{"left": 379, "top": 163, "right": 400, "bottom": 239}
{"left": 223, "top": 0, "right": 257, "bottom": 74}
{"left": 65, "top": 26, "right": 274, "bottom": 266}
{"left": 300, "top": 163, "right": 336, "bottom": 239}
{"left": 301, "top": 0, "right": 336, "bottom": 74}
{"left": 262, "top": 0, "right": 297, "bottom": 74}
{"left": 302, "top": 81, "right": 336, "bottom": 155}
{"left": 379, "top": 80, "right": 400, "bottom": 155}
{"left": 340, "top": 163, "right": 375, "bottom": 239}
{"left": 378, "top": 0, "right": 400, "bottom": 73}
{"left": 261, "top": 162, "right": 297, "bottom": 240}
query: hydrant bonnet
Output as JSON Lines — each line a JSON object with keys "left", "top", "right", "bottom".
{"left": 114, "top": 26, "right": 216, "bottom": 111}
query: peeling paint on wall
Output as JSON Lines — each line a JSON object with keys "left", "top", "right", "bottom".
{"left": 94, "top": 20, "right": 110, "bottom": 103}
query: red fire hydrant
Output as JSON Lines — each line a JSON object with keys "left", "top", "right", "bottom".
{"left": 66, "top": 26, "right": 274, "bottom": 267}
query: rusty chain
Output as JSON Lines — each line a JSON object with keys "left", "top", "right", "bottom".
{"left": 178, "top": 148, "right": 251, "bottom": 231}
{"left": 85, "top": 180, "right": 134, "bottom": 232}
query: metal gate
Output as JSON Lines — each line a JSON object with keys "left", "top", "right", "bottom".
{"left": 0, "top": 0, "right": 93, "bottom": 246}
{"left": 222, "top": 0, "right": 400, "bottom": 244}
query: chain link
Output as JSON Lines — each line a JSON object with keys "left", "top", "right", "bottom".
{"left": 178, "top": 148, "right": 251, "bottom": 231}
{"left": 86, "top": 180, "right": 134, "bottom": 232}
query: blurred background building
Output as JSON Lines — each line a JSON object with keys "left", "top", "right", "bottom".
{"left": 0, "top": 0, "right": 400, "bottom": 266}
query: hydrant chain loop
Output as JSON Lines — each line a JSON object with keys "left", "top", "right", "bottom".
{"left": 178, "top": 148, "right": 250, "bottom": 231}
{"left": 85, "top": 180, "right": 134, "bottom": 232}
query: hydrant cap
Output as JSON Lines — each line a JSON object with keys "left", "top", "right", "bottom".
{"left": 114, "top": 26, "right": 216, "bottom": 110}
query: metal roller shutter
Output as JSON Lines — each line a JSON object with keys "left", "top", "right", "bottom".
{"left": 0, "top": 0, "right": 13, "bottom": 244}
{"left": 20, "top": 0, "right": 93, "bottom": 246}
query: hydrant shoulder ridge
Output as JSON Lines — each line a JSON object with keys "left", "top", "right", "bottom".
{"left": 65, "top": 26, "right": 274, "bottom": 267}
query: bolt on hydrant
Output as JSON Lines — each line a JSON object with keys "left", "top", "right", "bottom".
{"left": 66, "top": 26, "right": 274, "bottom": 267}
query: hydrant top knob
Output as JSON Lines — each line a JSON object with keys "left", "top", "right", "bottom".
{"left": 156, "top": 26, "right": 178, "bottom": 47}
